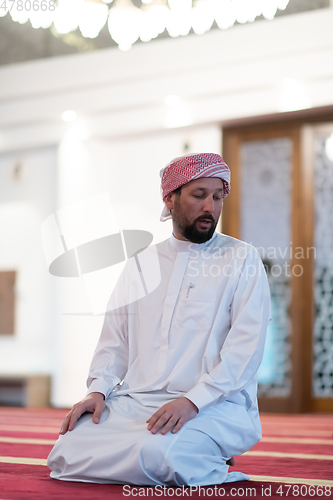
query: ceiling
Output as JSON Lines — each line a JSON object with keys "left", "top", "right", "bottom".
{"left": 0, "top": 0, "right": 330, "bottom": 67}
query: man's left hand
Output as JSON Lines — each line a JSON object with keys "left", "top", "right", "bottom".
{"left": 146, "top": 397, "right": 198, "bottom": 435}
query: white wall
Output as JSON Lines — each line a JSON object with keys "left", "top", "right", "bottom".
{"left": 0, "top": 146, "right": 57, "bottom": 374}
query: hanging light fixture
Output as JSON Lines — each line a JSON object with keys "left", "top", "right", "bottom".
{"left": 53, "top": 0, "right": 84, "bottom": 34}
{"left": 261, "top": 0, "right": 278, "bottom": 20}
{"left": 108, "top": 0, "right": 143, "bottom": 50}
{"left": 233, "top": 0, "right": 260, "bottom": 24}
{"left": 140, "top": 0, "right": 169, "bottom": 43}
{"left": 191, "top": 0, "right": 214, "bottom": 36}
{"left": 30, "top": 7, "right": 56, "bottom": 30}
{"left": 79, "top": 0, "right": 108, "bottom": 38}
{"left": 166, "top": 0, "right": 192, "bottom": 38}
{"left": 2, "top": 0, "right": 291, "bottom": 50}
{"left": 9, "top": 2, "right": 31, "bottom": 24}
{"left": 214, "top": 0, "right": 236, "bottom": 30}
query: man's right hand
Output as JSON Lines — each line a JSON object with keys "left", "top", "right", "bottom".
{"left": 59, "top": 392, "right": 106, "bottom": 435}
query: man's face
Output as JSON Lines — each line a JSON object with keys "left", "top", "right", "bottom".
{"left": 167, "top": 177, "right": 224, "bottom": 243}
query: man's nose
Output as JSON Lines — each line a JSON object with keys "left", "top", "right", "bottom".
{"left": 202, "top": 196, "right": 214, "bottom": 213}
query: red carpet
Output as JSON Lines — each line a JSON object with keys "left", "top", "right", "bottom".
{"left": 0, "top": 408, "right": 332, "bottom": 500}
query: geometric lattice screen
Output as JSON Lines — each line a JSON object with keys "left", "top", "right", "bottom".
{"left": 240, "top": 138, "right": 292, "bottom": 397}
{"left": 313, "top": 133, "right": 333, "bottom": 397}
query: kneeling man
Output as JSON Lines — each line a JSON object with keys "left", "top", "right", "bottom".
{"left": 47, "top": 152, "right": 271, "bottom": 486}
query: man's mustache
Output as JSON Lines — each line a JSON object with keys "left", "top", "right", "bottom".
{"left": 196, "top": 215, "right": 215, "bottom": 223}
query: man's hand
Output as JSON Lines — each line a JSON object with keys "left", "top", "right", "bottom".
{"left": 146, "top": 397, "right": 198, "bottom": 435}
{"left": 59, "top": 392, "right": 106, "bottom": 435}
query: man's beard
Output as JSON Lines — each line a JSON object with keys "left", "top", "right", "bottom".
{"left": 172, "top": 200, "right": 218, "bottom": 244}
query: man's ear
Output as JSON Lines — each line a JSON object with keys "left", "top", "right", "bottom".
{"left": 164, "top": 192, "right": 175, "bottom": 211}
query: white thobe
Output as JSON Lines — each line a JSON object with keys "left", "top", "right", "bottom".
{"left": 48, "top": 232, "right": 271, "bottom": 486}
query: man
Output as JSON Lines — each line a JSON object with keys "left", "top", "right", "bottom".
{"left": 47, "top": 152, "right": 271, "bottom": 486}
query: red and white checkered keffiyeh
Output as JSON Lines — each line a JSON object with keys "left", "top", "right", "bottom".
{"left": 160, "top": 152, "right": 230, "bottom": 221}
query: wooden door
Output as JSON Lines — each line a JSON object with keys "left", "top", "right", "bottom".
{"left": 221, "top": 121, "right": 333, "bottom": 413}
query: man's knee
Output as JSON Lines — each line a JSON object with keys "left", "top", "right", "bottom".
{"left": 139, "top": 430, "right": 213, "bottom": 486}
{"left": 139, "top": 433, "right": 171, "bottom": 481}
{"left": 47, "top": 429, "right": 82, "bottom": 474}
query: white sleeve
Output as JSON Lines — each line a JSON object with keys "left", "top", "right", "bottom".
{"left": 185, "top": 249, "right": 271, "bottom": 411}
{"left": 86, "top": 266, "right": 130, "bottom": 399}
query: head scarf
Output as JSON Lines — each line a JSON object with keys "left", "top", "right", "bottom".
{"left": 159, "top": 152, "right": 230, "bottom": 221}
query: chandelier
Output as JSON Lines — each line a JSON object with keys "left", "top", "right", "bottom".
{"left": 0, "top": 0, "right": 290, "bottom": 51}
